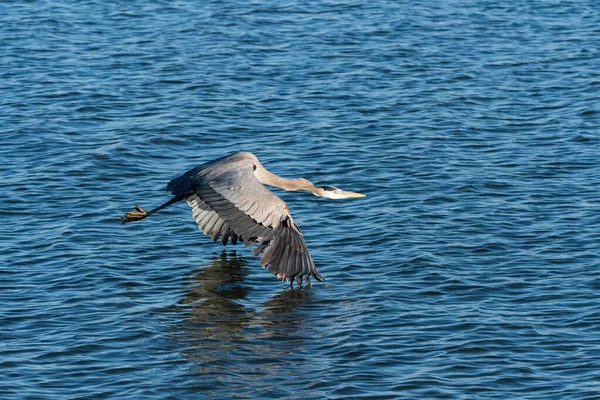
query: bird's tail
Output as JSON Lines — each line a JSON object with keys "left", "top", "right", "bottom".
{"left": 166, "top": 174, "right": 194, "bottom": 197}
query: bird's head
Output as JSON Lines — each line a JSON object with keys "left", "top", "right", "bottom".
{"left": 317, "top": 185, "right": 366, "bottom": 199}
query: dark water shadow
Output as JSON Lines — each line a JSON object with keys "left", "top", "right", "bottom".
{"left": 171, "top": 250, "right": 315, "bottom": 368}
{"left": 179, "top": 250, "right": 251, "bottom": 326}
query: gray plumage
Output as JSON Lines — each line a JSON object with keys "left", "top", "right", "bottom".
{"left": 122, "top": 152, "right": 365, "bottom": 287}
{"left": 166, "top": 152, "right": 321, "bottom": 283}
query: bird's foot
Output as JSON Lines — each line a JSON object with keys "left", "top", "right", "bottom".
{"left": 121, "top": 205, "right": 148, "bottom": 224}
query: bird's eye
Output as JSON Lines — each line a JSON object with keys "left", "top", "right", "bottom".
{"left": 252, "top": 164, "right": 257, "bottom": 171}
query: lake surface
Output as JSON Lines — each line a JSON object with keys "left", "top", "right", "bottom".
{"left": 1, "top": 1, "right": 599, "bottom": 398}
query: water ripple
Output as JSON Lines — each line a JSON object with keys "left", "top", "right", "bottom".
{"left": 1, "top": 0, "right": 599, "bottom": 399}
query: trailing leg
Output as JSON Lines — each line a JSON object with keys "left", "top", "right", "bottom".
{"left": 121, "top": 195, "right": 185, "bottom": 224}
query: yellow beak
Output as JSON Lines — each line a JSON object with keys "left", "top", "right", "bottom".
{"left": 341, "top": 191, "right": 366, "bottom": 198}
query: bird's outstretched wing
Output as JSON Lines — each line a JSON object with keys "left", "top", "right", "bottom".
{"left": 167, "top": 154, "right": 323, "bottom": 283}
{"left": 185, "top": 194, "right": 239, "bottom": 245}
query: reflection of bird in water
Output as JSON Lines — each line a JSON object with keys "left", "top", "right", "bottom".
{"left": 179, "top": 250, "right": 250, "bottom": 322}
{"left": 173, "top": 251, "right": 315, "bottom": 365}
{"left": 122, "top": 152, "right": 365, "bottom": 287}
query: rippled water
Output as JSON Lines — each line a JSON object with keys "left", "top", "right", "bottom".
{"left": 1, "top": 1, "right": 599, "bottom": 398}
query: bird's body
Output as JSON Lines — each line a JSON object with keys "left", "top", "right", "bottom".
{"left": 122, "top": 152, "right": 364, "bottom": 287}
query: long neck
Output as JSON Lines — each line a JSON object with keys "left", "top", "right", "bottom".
{"left": 255, "top": 167, "right": 323, "bottom": 196}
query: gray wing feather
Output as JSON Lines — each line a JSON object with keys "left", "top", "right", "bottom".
{"left": 167, "top": 152, "right": 324, "bottom": 282}
{"left": 186, "top": 194, "right": 238, "bottom": 246}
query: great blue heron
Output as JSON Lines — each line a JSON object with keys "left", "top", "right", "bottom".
{"left": 121, "top": 152, "right": 365, "bottom": 287}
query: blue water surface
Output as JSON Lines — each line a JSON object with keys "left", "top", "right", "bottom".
{"left": 1, "top": 1, "right": 599, "bottom": 399}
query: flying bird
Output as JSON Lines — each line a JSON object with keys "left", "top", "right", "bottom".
{"left": 121, "top": 152, "right": 365, "bottom": 287}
